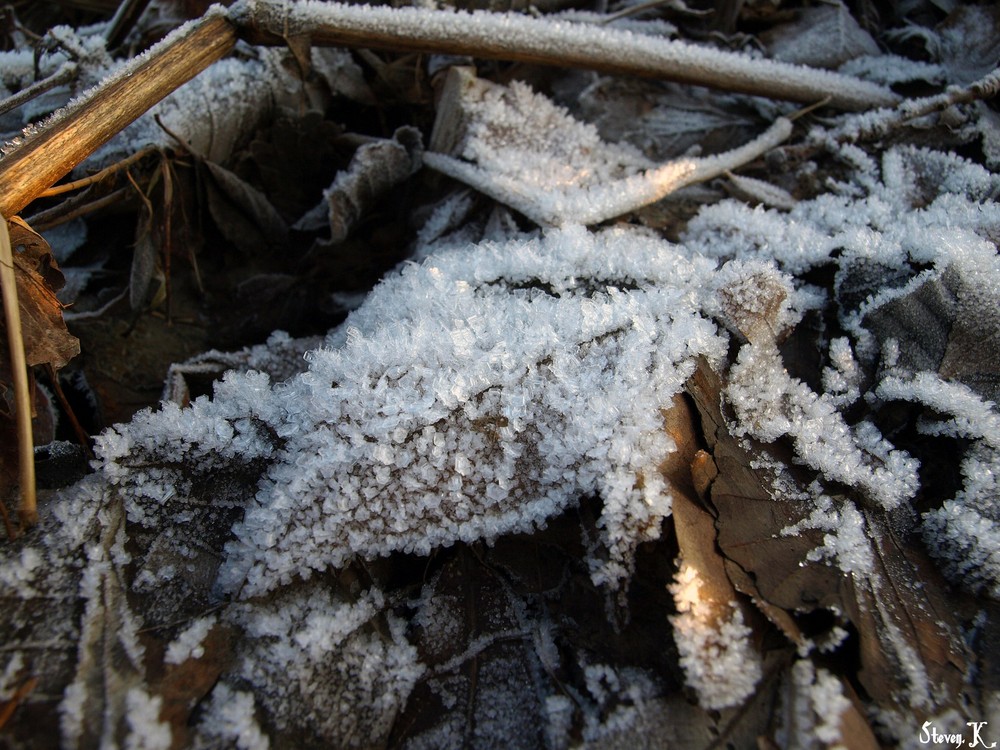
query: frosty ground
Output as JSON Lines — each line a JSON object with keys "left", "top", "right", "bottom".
{"left": 0, "top": 0, "right": 999, "bottom": 748}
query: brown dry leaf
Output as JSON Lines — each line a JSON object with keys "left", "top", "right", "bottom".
{"left": 0, "top": 218, "right": 80, "bottom": 378}
{"left": 129, "top": 201, "right": 159, "bottom": 311}
{"left": 154, "top": 623, "right": 235, "bottom": 748}
{"left": 685, "top": 358, "right": 970, "bottom": 723}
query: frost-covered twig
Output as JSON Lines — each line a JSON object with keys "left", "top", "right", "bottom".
{"left": 230, "top": 0, "right": 898, "bottom": 111}
{"left": 425, "top": 116, "right": 792, "bottom": 226}
{"left": 0, "top": 11, "right": 237, "bottom": 218}
{"left": 0, "top": 62, "right": 78, "bottom": 119}
{"left": 812, "top": 66, "right": 1000, "bottom": 146}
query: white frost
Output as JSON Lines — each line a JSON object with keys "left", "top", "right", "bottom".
{"left": 669, "top": 564, "right": 762, "bottom": 710}
{"left": 97, "top": 225, "right": 727, "bottom": 597}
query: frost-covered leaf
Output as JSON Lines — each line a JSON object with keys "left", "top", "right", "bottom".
{"left": 163, "top": 329, "right": 323, "bottom": 406}
{"left": 686, "top": 361, "right": 970, "bottom": 724}
{"left": 0, "top": 482, "right": 104, "bottom": 748}
{"left": 230, "top": 584, "right": 422, "bottom": 748}
{"left": 294, "top": 126, "right": 423, "bottom": 244}
{"left": 572, "top": 78, "right": 760, "bottom": 162}
{"left": 936, "top": 4, "right": 1000, "bottom": 85}
{"left": 96, "top": 225, "right": 727, "bottom": 599}
{"left": 761, "top": 2, "right": 880, "bottom": 70}
{"left": 863, "top": 263, "right": 1000, "bottom": 404}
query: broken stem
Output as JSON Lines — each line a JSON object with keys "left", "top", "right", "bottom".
{"left": 230, "top": 0, "right": 898, "bottom": 111}
{"left": 0, "top": 215, "right": 37, "bottom": 528}
{"left": 0, "top": 10, "right": 237, "bottom": 218}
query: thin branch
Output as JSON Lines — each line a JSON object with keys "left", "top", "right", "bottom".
{"left": 0, "top": 676, "right": 38, "bottom": 729}
{"left": 27, "top": 186, "right": 131, "bottom": 233}
{"left": 230, "top": 0, "right": 898, "bottom": 111}
{"left": 106, "top": 0, "right": 154, "bottom": 49}
{"left": 0, "top": 62, "right": 78, "bottom": 119}
{"left": 0, "top": 215, "right": 36, "bottom": 528}
{"left": 816, "top": 66, "right": 1000, "bottom": 146}
{"left": 39, "top": 145, "right": 158, "bottom": 198}
{"left": 0, "top": 10, "right": 237, "bottom": 218}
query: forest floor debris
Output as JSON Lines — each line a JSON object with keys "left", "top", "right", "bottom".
{"left": 0, "top": 0, "right": 999, "bottom": 748}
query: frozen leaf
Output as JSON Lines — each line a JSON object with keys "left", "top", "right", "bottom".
{"left": 294, "top": 126, "right": 423, "bottom": 244}
{"left": 0, "top": 480, "right": 105, "bottom": 747}
{"left": 0, "top": 218, "right": 80, "bottom": 378}
{"left": 936, "top": 4, "right": 1000, "bottom": 85}
{"left": 91, "top": 226, "right": 731, "bottom": 601}
{"left": 231, "top": 585, "right": 422, "bottom": 748}
{"left": 863, "top": 263, "right": 1000, "bottom": 404}
{"left": 572, "top": 78, "right": 760, "bottom": 162}
{"left": 163, "top": 330, "right": 322, "bottom": 406}
{"left": 396, "top": 552, "right": 548, "bottom": 749}
{"left": 686, "top": 361, "right": 971, "bottom": 723}
{"left": 761, "top": 2, "right": 880, "bottom": 70}
{"left": 204, "top": 159, "right": 289, "bottom": 254}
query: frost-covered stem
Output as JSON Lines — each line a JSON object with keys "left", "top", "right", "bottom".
{"left": 0, "top": 216, "right": 36, "bottom": 529}
{"left": 685, "top": 116, "right": 792, "bottom": 184}
{"left": 816, "top": 66, "right": 1000, "bottom": 146}
{"left": 0, "top": 12, "right": 236, "bottom": 218}
{"left": 229, "top": 0, "right": 898, "bottom": 111}
{"left": 424, "top": 117, "right": 791, "bottom": 226}
{"left": 0, "top": 62, "right": 78, "bottom": 119}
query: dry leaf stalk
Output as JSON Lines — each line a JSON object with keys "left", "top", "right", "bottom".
{"left": 0, "top": 215, "right": 36, "bottom": 528}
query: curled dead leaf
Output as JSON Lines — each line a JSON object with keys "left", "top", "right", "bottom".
{"left": 0, "top": 218, "right": 80, "bottom": 378}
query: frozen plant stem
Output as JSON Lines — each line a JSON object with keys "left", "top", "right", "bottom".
{"left": 425, "top": 117, "right": 793, "bottom": 226}
{"left": 0, "top": 62, "right": 79, "bottom": 119}
{"left": 230, "top": 0, "right": 898, "bottom": 111}
{"left": 0, "top": 11, "right": 237, "bottom": 218}
{"left": 0, "top": 215, "right": 36, "bottom": 529}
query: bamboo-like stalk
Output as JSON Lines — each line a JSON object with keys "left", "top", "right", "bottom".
{"left": 0, "top": 215, "right": 36, "bottom": 528}
{"left": 230, "top": 0, "right": 899, "bottom": 111}
{"left": 0, "top": 11, "right": 237, "bottom": 219}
